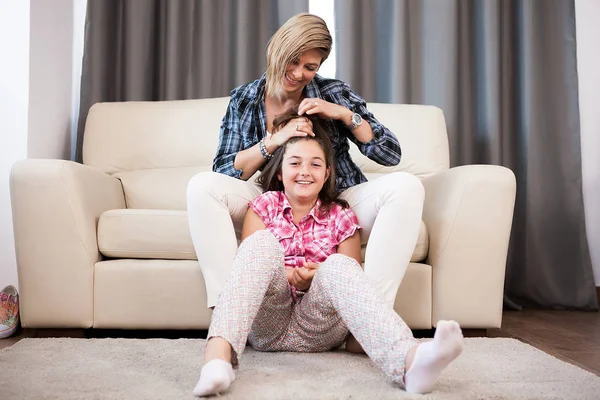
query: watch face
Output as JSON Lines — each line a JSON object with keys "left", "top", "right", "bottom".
{"left": 352, "top": 113, "right": 363, "bottom": 124}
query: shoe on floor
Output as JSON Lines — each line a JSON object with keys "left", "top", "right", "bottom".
{"left": 0, "top": 285, "right": 19, "bottom": 339}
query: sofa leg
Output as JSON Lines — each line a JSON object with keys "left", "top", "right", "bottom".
{"left": 30, "top": 328, "right": 87, "bottom": 338}
{"left": 462, "top": 329, "right": 487, "bottom": 337}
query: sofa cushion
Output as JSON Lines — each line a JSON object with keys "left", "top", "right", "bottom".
{"left": 98, "top": 209, "right": 196, "bottom": 259}
{"left": 113, "top": 167, "right": 206, "bottom": 210}
{"left": 83, "top": 98, "right": 230, "bottom": 174}
{"left": 98, "top": 209, "right": 429, "bottom": 262}
{"left": 352, "top": 104, "right": 449, "bottom": 179}
{"left": 83, "top": 99, "right": 449, "bottom": 179}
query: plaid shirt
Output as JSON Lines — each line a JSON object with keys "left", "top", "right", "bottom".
{"left": 213, "top": 73, "right": 402, "bottom": 191}
{"left": 249, "top": 191, "right": 360, "bottom": 269}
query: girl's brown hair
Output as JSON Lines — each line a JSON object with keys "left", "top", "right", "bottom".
{"left": 257, "top": 109, "right": 348, "bottom": 211}
{"left": 265, "top": 13, "right": 332, "bottom": 98}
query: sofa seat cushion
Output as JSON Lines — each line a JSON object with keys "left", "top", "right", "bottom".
{"left": 98, "top": 209, "right": 196, "bottom": 259}
{"left": 98, "top": 209, "right": 430, "bottom": 262}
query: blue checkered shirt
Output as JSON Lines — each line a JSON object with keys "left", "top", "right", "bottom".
{"left": 213, "top": 73, "right": 401, "bottom": 191}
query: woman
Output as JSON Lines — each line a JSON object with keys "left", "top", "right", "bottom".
{"left": 187, "top": 13, "right": 424, "bottom": 332}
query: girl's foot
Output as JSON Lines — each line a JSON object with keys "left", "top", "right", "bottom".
{"left": 404, "top": 320, "right": 463, "bottom": 394}
{"left": 193, "top": 359, "right": 235, "bottom": 397}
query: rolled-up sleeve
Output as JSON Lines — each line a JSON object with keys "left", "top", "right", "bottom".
{"left": 345, "top": 85, "right": 402, "bottom": 166}
{"left": 212, "top": 97, "right": 243, "bottom": 178}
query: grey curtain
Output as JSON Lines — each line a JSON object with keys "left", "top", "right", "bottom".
{"left": 76, "top": 0, "right": 308, "bottom": 161}
{"left": 335, "top": 0, "right": 598, "bottom": 310}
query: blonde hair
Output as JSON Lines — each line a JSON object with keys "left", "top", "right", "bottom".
{"left": 265, "top": 13, "right": 332, "bottom": 98}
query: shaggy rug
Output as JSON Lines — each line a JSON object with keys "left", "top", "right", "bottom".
{"left": 0, "top": 337, "right": 599, "bottom": 399}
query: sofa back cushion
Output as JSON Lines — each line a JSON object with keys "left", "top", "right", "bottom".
{"left": 350, "top": 103, "right": 449, "bottom": 178}
{"left": 83, "top": 98, "right": 230, "bottom": 175}
{"left": 82, "top": 98, "right": 450, "bottom": 178}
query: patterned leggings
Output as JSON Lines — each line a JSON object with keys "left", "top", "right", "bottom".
{"left": 207, "top": 230, "right": 419, "bottom": 386}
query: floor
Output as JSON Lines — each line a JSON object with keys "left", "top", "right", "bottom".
{"left": 487, "top": 309, "right": 600, "bottom": 376}
{"left": 1, "top": 309, "right": 599, "bottom": 376}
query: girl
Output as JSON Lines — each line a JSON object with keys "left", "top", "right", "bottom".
{"left": 193, "top": 112, "right": 464, "bottom": 397}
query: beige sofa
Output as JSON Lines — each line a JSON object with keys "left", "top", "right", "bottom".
{"left": 10, "top": 98, "right": 516, "bottom": 330}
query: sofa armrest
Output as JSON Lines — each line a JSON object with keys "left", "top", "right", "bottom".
{"left": 422, "top": 165, "right": 516, "bottom": 328}
{"left": 10, "top": 159, "right": 125, "bottom": 328}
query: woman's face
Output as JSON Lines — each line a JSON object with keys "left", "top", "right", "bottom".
{"left": 282, "top": 49, "right": 322, "bottom": 95}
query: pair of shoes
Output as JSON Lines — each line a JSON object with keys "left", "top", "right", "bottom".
{"left": 0, "top": 285, "right": 19, "bottom": 339}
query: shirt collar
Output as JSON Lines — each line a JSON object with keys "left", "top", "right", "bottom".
{"left": 253, "top": 73, "right": 267, "bottom": 106}
{"left": 279, "top": 192, "right": 328, "bottom": 225}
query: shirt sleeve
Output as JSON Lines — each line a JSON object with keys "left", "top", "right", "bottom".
{"left": 342, "top": 82, "right": 402, "bottom": 167}
{"left": 334, "top": 206, "right": 361, "bottom": 245}
{"left": 248, "top": 192, "right": 278, "bottom": 227}
{"left": 212, "top": 96, "right": 244, "bottom": 178}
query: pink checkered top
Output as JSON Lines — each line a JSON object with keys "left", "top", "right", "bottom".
{"left": 249, "top": 191, "right": 361, "bottom": 268}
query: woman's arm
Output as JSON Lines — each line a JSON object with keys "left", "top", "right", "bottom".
{"left": 213, "top": 98, "right": 245, "bottom": 178}
{"left": 343, "top": 88, "right": 401, "bottom": 166}
{"left": 214, "top": 98, "right": 266, "bottom": 181}
{"left": 234, "top": 116, "right": 315, "bottom": 180}
{"left": 233, "top": 144, "right": 270, "bottom": 181}
{"left": 241, "top": 208, "right": 267, "bottom": 241}
{"left": 336, "top": 231, "right": 362, "bottom": 265}
{"left": 298, "top": 83, "right": 401, "bottom": 167}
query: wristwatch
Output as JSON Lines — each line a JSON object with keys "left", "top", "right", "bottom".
{"left": 347, "top": 112, "right": 363, "bottom": 130}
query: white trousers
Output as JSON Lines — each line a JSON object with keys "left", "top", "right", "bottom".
{"left": 186, "top": 171, "right": 424, "bottom": 308}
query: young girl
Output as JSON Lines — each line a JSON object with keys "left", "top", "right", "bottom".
{"left": 193, "top": 112, "right": 464, "bottom": 397}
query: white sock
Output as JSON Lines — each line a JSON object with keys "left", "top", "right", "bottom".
{"left": 193, "top": 359, "right": 235, "bottom": 397}
{"left": 404, "top": 320, "right": 464, "bottom": 394}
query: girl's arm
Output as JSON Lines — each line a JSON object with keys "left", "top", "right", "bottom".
{"left": 292, "top": 231, "right": 362, "bottom": 291}
{"left": 336, "top": 230, "right": 362, "bottom": 265}
{"left": 241, "top": 208, "right": 267, "bottom": 242}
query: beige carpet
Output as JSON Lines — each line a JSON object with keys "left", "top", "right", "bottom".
{"left": 0, "top": 337, "right": 599, "bottom": 399}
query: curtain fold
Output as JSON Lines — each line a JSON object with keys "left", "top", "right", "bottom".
{"left": 335, "top": 0, "right": 597, "bottom": 309}
{"left": 76, "top": 0, "right": 308, "bottom": 161}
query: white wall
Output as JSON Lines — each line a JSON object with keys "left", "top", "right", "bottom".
{"left": 28, "top": 0, "right": 75, "bottom": 159}
{"left": 575, "top": 0, "right": 600, "bottom": 286}
{"left": 0, "top": 0, "right": 81, "bottom": 290}
{"left": 308, "top": 0, "right": 336, "bottom": 79}
{"left": 0, "top": 1, "right": 30, "bottom": 290}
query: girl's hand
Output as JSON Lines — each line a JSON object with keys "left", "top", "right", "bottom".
{"left": 270, "top": 117, "right": 314, "bottom": 147}
{"left": 298, "top": 98, "right": 352, "bottom": 122}
{"left": 291, "top": 262, "right": 319, "bottom": 291}
{"left": 303, "top": 261, "right": 319, "bottom": 270}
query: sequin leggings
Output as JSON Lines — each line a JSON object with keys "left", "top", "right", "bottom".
{"left": 207, "top": 230, "right": 419, "bottom": 386}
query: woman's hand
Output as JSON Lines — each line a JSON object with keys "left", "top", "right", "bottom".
{"left": 270, "top": 117, "right": 314, "bottom": 147}
{"left": 291, "top": 261, "right": 319, "bottom": 291}
{"left": 298, "top": 98, "right": 352, "bottom": 122}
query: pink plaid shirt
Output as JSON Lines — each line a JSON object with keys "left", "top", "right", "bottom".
{"left": 249, "top": 191, "right": 360, "bottom": 269}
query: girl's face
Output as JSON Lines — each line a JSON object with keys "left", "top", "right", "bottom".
{"left": 282, "top": 49, "right": 321, "bottom": 95}
{"left": 278, "top": 139, "right": 330, "bottom": 205}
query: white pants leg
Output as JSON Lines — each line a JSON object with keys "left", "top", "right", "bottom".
{"left": 186, "top": 172, "right": 263, "bottom": 307}
{"left": 340, "top": 172, "right": 425, "bottom": 306}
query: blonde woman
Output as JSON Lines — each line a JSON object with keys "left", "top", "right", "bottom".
{"left": 187, "top": 9, "right": 428, "bottom": 370}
